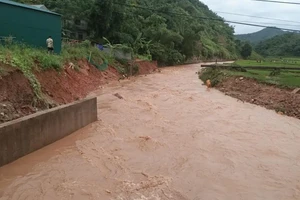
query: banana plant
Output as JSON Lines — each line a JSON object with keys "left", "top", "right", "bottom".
{"left": 103, "top": 37, "right": 129, "bottom": 58}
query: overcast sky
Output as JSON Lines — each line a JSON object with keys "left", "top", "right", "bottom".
{"left": 200, "top": 0, "right": 300, "bottom": 34}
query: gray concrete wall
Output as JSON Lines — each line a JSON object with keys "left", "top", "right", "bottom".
{"left": 0, "top": 97, "right": 97, "bottom": 167}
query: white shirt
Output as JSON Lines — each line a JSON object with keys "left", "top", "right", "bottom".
{"left": 46, "top": 38, "right": 53, "bottom": 48}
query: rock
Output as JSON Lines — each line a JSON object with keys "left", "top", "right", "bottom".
{"left": 114, "top": 93, "right": 123, "bottom": 99}
{"left": 13, "top": 114, "right": 20, "bottom": 118}
{"left": 139, "top": 136, "right": 151, "bottom": 141}
{"left": 292, "top": 88, "right": 300, "bottom": 94}
{"left": 278, "top": 111, "right": 284, "bottom": 115}
{"left": 68, "top": 62, "right": 75, "bottom": 69}
{"left": 239, "top": 77, "right": 244, "bottom": 80}
{"left": 0, "top": 112, "right": 4, "bottom": 116}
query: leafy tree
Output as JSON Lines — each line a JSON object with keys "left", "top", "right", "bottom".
{"left": 241, "top": 43, "right": 252, "bottom": 59}
{"left": 255, "top": 33, "right": 300, "bottom": 57}
{"left": 89, "top": 0, "right": 113, "bottom": 40}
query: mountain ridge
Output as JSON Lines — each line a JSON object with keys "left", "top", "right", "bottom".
{"left": 236, "top": 27, "right": 286, "bottom": 44}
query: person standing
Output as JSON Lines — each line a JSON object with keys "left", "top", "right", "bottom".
{"left": 46, "top": 36, "right": 54, "bottom": 54}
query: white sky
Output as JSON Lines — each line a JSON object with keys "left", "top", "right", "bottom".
{"left": 200, "top": 0, "right": 300, "bottom": 34}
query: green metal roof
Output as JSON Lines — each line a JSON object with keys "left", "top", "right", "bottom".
{"left": 0, "top": 0, "right": 60, "bottom": 16}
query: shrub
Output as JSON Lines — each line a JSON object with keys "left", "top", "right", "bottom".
{"left": 199, "top": 68, "right": 227, "bottom": 87}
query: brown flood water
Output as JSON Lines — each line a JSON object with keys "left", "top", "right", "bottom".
{"left": 1, "top": 64, "right": 300, "bottom": 200}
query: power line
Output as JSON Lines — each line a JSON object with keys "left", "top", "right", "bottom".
{"left": 238, "top": 20, "right": 300, "bottom": 27}
{"left": 253, "top": 0, "right": 300, "bottom": 5}
{"left": 113, "top": 2, "right": 300, "bottom": 32}
{"left": 216, "top": 11, "right": 300, "bottom": 25}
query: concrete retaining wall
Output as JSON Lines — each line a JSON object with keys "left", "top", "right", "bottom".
{"left": 0, "top": 97, "right": 97, "bottom": 167}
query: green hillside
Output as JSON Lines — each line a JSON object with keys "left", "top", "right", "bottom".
{"left": 255, "top": 33, "right": 300, "bottom": 57}
{"left": 236, "top": 27, "right": 285, "bottom": 44}
{"left": 12, "top": 0, "right": 240, "bottom": 65}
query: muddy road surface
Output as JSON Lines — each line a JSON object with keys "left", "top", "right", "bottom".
{"left": 1, "top": 64, "right": 300, "bottom": 200}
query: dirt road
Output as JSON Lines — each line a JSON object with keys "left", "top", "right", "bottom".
{"left": 1, "top": 64, "right": 300, "bottom": 200}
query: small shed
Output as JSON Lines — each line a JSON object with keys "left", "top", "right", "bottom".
{"left": 0, "top": 0, "right": 62, "bottom": 53}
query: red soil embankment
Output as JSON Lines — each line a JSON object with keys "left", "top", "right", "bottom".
{"left": 0, "top": 67, "right": 36, "bottom": 122}
{"left": 0, "top": 60, "right": 158, "bottom": 123}
{"left": 136, "top": 60, "right": 158, "bottom": 75}
{"left": 36, "top": 60, "right": 119, "bottom": 104}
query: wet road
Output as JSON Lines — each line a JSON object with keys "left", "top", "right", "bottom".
{"left": 1, "top": 64, "right": 300, "bottom": 200}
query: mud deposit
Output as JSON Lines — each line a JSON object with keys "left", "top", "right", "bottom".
{"left": 1, "top": 64, "right": 300, "bottom": 200}
{"left": 217, "top": 77, "right": 300, "bottom": 119}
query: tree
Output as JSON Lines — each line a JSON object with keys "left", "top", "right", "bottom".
{"left": 89, "top": 0, "right": 113, "bottom": 40}
{"left": 14, "top": 0, "right": 241, "bottom": 64}
{"left": 241, "top": 43, "right": 252, "bottom": 59}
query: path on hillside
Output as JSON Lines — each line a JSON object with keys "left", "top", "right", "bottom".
{"left": 1, "top": 63, "right": 300, "bottom": 200}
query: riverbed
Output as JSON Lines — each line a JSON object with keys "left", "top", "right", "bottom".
{"left": 1, "top": 64, "right": 300, "bottom": 200}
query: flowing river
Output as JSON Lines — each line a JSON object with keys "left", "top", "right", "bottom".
{"left": 1, "top": 64, "right": 300, "bottom": 200}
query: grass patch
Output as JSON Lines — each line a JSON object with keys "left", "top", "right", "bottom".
{"left": 230, "top": 59, "right": 300, "bottom": 88}
{"left": 235, "top": 59, "right": 300, "bottom": 68}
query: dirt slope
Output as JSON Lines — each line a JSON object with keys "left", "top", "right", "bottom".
{"left": 0, "top": 67, "right": 36, "bottom": 122}
{"left": 217, "top": 77, "right": 300, "bottom": 119}
{"left": 36, "top": 60, "right": 120, "bottom": 104}
{"left": 0, "top": 60, "right": 158, "bottom": 123}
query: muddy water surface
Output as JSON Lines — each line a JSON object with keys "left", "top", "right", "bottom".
{"left": 1, "top": 64, "right": 300, "bottom": 200}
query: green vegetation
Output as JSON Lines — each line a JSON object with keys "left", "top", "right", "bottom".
{"left": 14, "top": 0, "right": 240, "bottom": 65}
{"left": 227, "top": 69, "right": 300, "bottom": 88}
{"left": 233, "top": 59, "right": 300, "bottom": 88}
{"left": 89, "top": 0, "right": 240, "bottom": 64}
{"left": 235, "top": 27, "right": 285, "bottom": 44}
{"left": 232, "top": 59, "right": 300, "bottom": 88}
{"left": 235, "top": 58, "right": 300, "bottom": 68}
{"left": 199, "top": 67, "right": 228, "bottom": 87}
{"left": 0, "top": 41, "right": 117, "bottom": 101}
{"left": 200, "top": 65, "right": 300, "bottom": 88}
{"left": 241, "top": 43, "right": 252, "bottom": 59}
{"left": 247, "top": 51, "right": 264, "bottom": 60}
{"left": 202, "top": 59, "right": 300, "bottom": 88}
{"left": 256, "top": 33, "right": 300, "bottom": 57}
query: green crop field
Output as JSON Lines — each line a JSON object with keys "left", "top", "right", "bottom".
{"left": 226, "top": 69, "right": 300, "bottom": 88}
{"left": 235, "top": 59, "right": 300, "bottom": 68}
{"left": 227, "top": 59, "right": 300, "bottom": 88}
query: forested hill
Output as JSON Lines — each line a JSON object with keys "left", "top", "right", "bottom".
{"left": 13, "top": 0, "right": 239, "bottom": 64}
{"left": 255, "top": 33, "right": 300, "bottom": 57}
{"left": 236, "top": 27, "right": 285, "bottom": 44}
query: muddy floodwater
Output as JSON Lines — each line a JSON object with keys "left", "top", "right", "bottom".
{"left": 1, "top": 64, "right": 300, "bottom": 200}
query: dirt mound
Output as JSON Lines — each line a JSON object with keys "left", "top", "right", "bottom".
{"left": 217, "top": 77, "right": 300, "bottom": 119}
{"left": 36, "top": 60, "right": 120, "bottom": 104}
{"left": 136, "top": 61, "right": 158, "bottom": 75}
{"left": 0, "top": 68, "right": 37, "bottom": 122}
